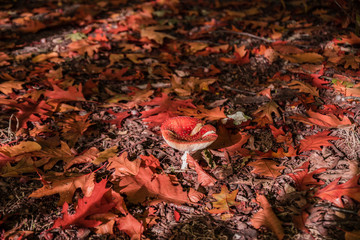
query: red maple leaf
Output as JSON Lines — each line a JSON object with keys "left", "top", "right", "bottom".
{"left": 51, "top": 179, "right": 116, "bottom": 229}
{"left": 140, "top": 93, "right": 196, "bottom": 128}
{"left": 288, "top": 161, "right": 326, "bottom": 191}
{"left": 314, "top": 175, "right": 360, "bottom": 208}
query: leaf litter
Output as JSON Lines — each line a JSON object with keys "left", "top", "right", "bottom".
{"left": 0, "top": 0, "right": 360, "bottom": 239}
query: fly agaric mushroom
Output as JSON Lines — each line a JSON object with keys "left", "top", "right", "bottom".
{"left": 161, "top": 116, "right": 218, "bottom": 169}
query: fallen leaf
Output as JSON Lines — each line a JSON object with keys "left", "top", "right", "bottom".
{"left": 108, "top": 152, "right": 141, "bottom": 177}
{"left": 29, "top": 172, "right": 95, "bottom": 206}
{"left": 187, "top": 154, "right": 216, "bottom": 186}
{"left": 291, "top": 109, "right": 352, "bottom": 128}
{"left": 288, "top": 161, "right": 326, "bottom": 191}
{"left": 116, "top": 214, "right": 144, "bottom": 240}
{"left": 314, "top": 175, "right": 360, "bottom": 208}
{"left": 140, "top": 25, "right": 175, "bottom": 44}
{"left": 208, "top": 185, "right": 242, "bottom": 215}
{"left": 119, "top": 166, "right": 193, "bottom": 204}
{"left": 247, "top": 160, "right": 285, "bottom": 178}
{"left": 253, "top": 101, "right": 281, "bottom": 126}
{"left": 105, "top": 110, "right": 130, "bottom": 128}
{"left": 281, "top": 52, "right": 324, "bottom": 64}
{"left": 51, "top": 179, "right": 116, "bottom": 229}
{"left": 251, "top": 194, "right": 284, "bottom": 240}
{"left": 44, "top": 84, "right": 85, "bottom": 102}
{"left": 298, "top": 131, "right": 340, "bottom": 153}
{"left": 0, "top": 141, "right": 41, "bottom": 157}
{"left": 288, "top": 80, "right": 319, "bottom": 97}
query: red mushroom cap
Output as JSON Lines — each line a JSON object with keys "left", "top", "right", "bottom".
{"left": 161, "top": 116, "right": 218, "bottom": 152}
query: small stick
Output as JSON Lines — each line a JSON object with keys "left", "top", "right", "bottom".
{"left": 217, "top": 30, "right": 274, "bottom": 43}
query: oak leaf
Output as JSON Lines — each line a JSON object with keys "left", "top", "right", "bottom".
{"left": 314, "top": 175, "right": 360, "bottom": 208}
{"left": 251, "top": 195, "right": 284, "bottom": 240}
{"left": 107, "top": 152, "right": 141, "bottom": 177}
{"left": 140, "top": 93, "right": 196, "bottom": 128}
{"left": 105, "top": 110, "right": 130, "bottom": 128}
{"left": 0, "top": 81, "right": 23, "bottom": 95}
{"left": 281, "top": 52, "right": 324, "bottom": 64}
{"left": 253, "top": 101, "right": 281, "bottom": 126}
{"left": 116, "top": 214, "right": 144, "bottom": 240}
{"left": 334, "top": 32, "right": 360, "bottom": 45}
{"left": 290, "top": 109, "right": 352, "bottom": 128}
{"left": 51, "top": 179, "right": 116, "bottom": 229}
{"left": 119, "top": 166, "right": 195, "bottom": 204}
{"left": 288, "top": 161, "right": 326, "bottom": 191}
{"left": 179, "top": 104, "right": 227, "bottom": 121}
{"left": 247, "top": 160, "right": 285, "bottom": 178}
{"left": 67, "top": 39, "right": 100, "bottom": 58}
{"left": 208, "top": 185, "right": 242, "bottom": 216}
{"left": 298, "top": 131, "right": 340, "bottom": 153}
{"left": 288, "top": 80, "right": 319, "bottom": 97}
{"left": 140, "top": 25, "right": 175, "bottom": 44}
{"left": 219, "top": 45, "right": 250, "bottom": 65}
{"left": 0, "top": 141, "right": 41, "bottom": 157}
{"left": 65, "top": 147, "right": 99, "bottom": 170}
{"left": 58, "top": 113, "right": 93, "bottom": 147}
{"left": 44, "top": 84, "right": 85, "bottom": 102}
{"left": 29, "top": 172, "right": 95, "bottom": 206}
{"left": 187, "top": 154, "right": 216, "bottom": 186}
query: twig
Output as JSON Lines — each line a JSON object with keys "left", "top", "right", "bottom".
{"left": 223, "top": 86, "right": 257, "bottom": 95}
{"left": 217, "top": 30, "right": 274, "bottom": 43}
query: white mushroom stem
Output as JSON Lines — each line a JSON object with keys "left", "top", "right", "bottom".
{"left": 180, "top": 151, "right": 189, "bottom": 169}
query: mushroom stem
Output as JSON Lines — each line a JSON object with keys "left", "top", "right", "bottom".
{"left": 180, "top": 151, "right": 189, "bottom": 169}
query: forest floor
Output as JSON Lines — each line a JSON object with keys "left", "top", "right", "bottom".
{"left": 0, "top": 0, "right": 360, "bottom": 239}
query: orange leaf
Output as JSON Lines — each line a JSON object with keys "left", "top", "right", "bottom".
{"left": 281, "top": 52, "right": 324, "bottom": 64}
{"left": 67, "top": 39, "right": 100, "bottom": 58}
{"left": 140, "top": 25, "right": 175, "bottom": 44}
{"left": 288, "top": 80, "right": 319, "bottom": 97}
{"left": 116, "top": 214, "right": 144, "bottom": 240}
{"left": 219, "top": 45, "right": 250, "bottom": 65}
{"left": 187, "top": 154, "right": 216, "bottom": 187}
{"left": 314, "top": 175, "right": 360, "bottom": 208}
{"left": 29, "top": 172, "right": 95, "bottom": 206}
{"left": 140, "top": 93, "right": 196, "bottom": 128}
{"left": 253, "top": 101, "right": 281, "bottom": 126}
{"left": 65, "top": 147, "right": 99, "bottom": 170}
{"left": 298, "top": 131, "right": 340, "bottom": 153}
{"left": 119, "top": 166, "right": 195, "bottom": 204}
{"left": 334, "top": 32, "right": 360, "bottom": 45}
{"left": 107, "top": 152, "right": 141, "bottom": 177}
{"left": 179, "top": 105, "right": 227, "bottom": 121}
{"left": 208, "top": 185, "right": 242, "bottom": 215}
{"left": 44, "top": 84, "right": 85, "bottom": 102}
{"left": 290, "top": 109, "right": 352, "bottom": 128}
{"left": 251, "top": 195, "right": 284, "bottom": 240}
{"left": 247, "top": 160, "right": 285, "bottom": 178}
{"left": 51, "top": 179, "right": 116, "bottom": 229}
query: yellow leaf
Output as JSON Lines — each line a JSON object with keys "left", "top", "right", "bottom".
{"left": 0, "top": 141, "right": 41, "bottom": 157}
{"left": 281, "top": 52, "right": 324, "bottom": 63}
